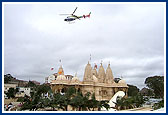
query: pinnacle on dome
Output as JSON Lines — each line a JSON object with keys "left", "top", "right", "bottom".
{"left": 58, "top": 65, "right": 64, "bottom": 75}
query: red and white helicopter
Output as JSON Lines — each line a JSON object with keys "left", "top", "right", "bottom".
{"left": 60, "top": 7, "right": 91, "bottom": 23}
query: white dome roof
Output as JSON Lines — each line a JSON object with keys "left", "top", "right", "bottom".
{"left": 93, "top": 75, "right": 98, "bottom": 83}
{"left": 56, "top": 75, "right": 67, "bottom": 81}
{"left": 118, "top": 79, "right": 126, "bottom": 84}
{"left": 71, "top": 76, "right": 80, "bottom": 83}
{"left": 71, "top": 73, "right": 81, "bottom": 84}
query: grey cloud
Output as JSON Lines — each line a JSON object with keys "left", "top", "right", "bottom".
{"left": 4, "top": 3, "right": 165, "bottom": 89}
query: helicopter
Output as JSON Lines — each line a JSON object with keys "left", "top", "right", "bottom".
{"left": 60, "top": 7, "right": 91, "bottom": 23}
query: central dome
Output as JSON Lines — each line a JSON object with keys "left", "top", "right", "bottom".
{"left": 56, "top": 75, "right": 67, "bottom": 81}
{"left": 71, "top": 76, "right": 80, "bottom": 82}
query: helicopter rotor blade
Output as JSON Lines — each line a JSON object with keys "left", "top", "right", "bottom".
{"left": 72, "top": 7, "right": 78, "bottom": 15}
{"left": 59, "top": 14, "right": 71, "bottom": 15}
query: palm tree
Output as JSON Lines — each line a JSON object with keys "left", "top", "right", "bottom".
{"left": 88, "top": 93, "right": 99, "bottom": 111}
{"left": 97, "top": 100, "right": 110, "bottom": 111}
{"left": 70, "top": 92, "right": 85, "bottom": 111}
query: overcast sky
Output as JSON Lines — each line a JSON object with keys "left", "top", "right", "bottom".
{"left": 4, "top": 3, "right": 165, "bottom": 89}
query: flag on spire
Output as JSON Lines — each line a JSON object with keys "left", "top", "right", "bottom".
{"left": 59, "top": 71, "right": 62, "bottom": 74}
{"left": 94, "top": 63, "right": 97, "bottom": 69}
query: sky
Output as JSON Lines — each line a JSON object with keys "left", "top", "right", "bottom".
{"left": 4, "top": 3, "right": 165, "bottom": 89}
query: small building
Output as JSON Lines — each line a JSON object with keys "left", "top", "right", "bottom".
{"left": 15, "top": 87, "right": 31, "bottom": 97}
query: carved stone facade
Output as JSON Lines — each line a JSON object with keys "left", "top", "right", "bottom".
{"left": 50, "top": 62, "right": 128, "bottom": 101}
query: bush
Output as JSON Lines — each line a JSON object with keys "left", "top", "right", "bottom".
{"left": 17, "top": 97, "right": 25, "bottom": 102}
{"left": 153, "top": 99, "right": 164, "bottom": 110}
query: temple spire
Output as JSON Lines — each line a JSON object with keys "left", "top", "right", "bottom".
{"left": 105, "top": 63, "right": 114, "bottom": 84}
{"left": 58, "top": 59, "right": 64, "bottom": 75}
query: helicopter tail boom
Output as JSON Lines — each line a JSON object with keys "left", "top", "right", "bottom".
{"left": 83, "top": 12, "right": 91, "bottom": 18}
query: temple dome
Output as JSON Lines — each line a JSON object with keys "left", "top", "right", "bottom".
{"left": 56, "top": 75, "right": 67, "bottom": 81}
{"left": 118, "top": 79, "right": 126, "bottom": 84}
{"left": 71, "top": 76, "right": 80, "bottom": 83}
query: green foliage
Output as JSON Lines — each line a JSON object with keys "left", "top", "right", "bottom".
{"left": 88, "top": 93, "right": 98, "bottom": 110}
{"left": 20, "top": 95, "right": 34, "bottom": 110}
{"left": 4, "top": 74, "right": 12, "bottom": 83}
{"left": 70, "top": 92, "right": 86, "bottom": 111}
{"left": 115, "top": 94, "right": 145, "bottom": 110}
{"left": 98, "top": 100, "right": 110, "bottom": 111}
{"left": 26, "top": 81, "right": 37, "bottom": 88}
{"left": 20, "top": 86, "right": 110, "bottom": 111}
{"left": 133, "top": 94, "right": 144, "bottom": 108}
{"left": 127, "top": 84, "right": 139, "bottom": 97}
{"left": 6, "top": 88, "right": 16, "bottom": 99}
{"left": 153, "top": 99, "right": 164, "bottom": 110}
{"left": 17, "top": 97, "right": 25, "bottom": 102}
{"left": 140, "top": 87, "right": 154, "bottom": 96}
{"left": 36, "top": 84, "right": 52, "bottom": 95}
{"left": 20, "top": 84, "right": 53, "bottom": 111}
{"left": 145, "top": 76, "right": 164, "bottom": 98}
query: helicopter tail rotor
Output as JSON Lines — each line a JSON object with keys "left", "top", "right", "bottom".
{"left": 83, "top": 12, "right": 91, "bottom": 18}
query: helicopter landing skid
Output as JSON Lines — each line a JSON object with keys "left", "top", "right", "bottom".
{"left": 68, "top": 21, "right": 75, "bottom": 24}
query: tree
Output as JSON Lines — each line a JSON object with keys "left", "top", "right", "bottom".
{"left": 20, "top": 84, "right": 53, "bottom": 111}
{"left": 127, "top": 84, "right": 139, "bottom": 97}
{"left": 114, "top": 92, "right": 145, "bottom": 111}
{"left": 26, "top": 81, "right": 37, "bottom": 88}
{"left": 88, "top": 93, "right": 98, "bottom": 111}
{"left": 70, "top": 92, "right": 86, "bottom": 111}
{"left": 133, "top": 93, "right": 144, "bottom": 108}
{"left": 140, "top": 87, "right": 154, "bottom": 96}
{"left": 36, "top": 84, "right": 52, "bottom": 95}
{"left": 50, "top": 87, "right": 77, "bottom": 111}
{"left": 97, "top": 100, "right": 110, "bottom": 111}
{"left": 145, "top": 76, "right": 164, "bottom": 98}
{"left": 20, "top": 86, "right": 110, "bottom": 111}
{"left": 6, "top": 88, "right": 16, "bottom": 99}
{"left": 4, "top": 74, "right": 12, "bottom": 83}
